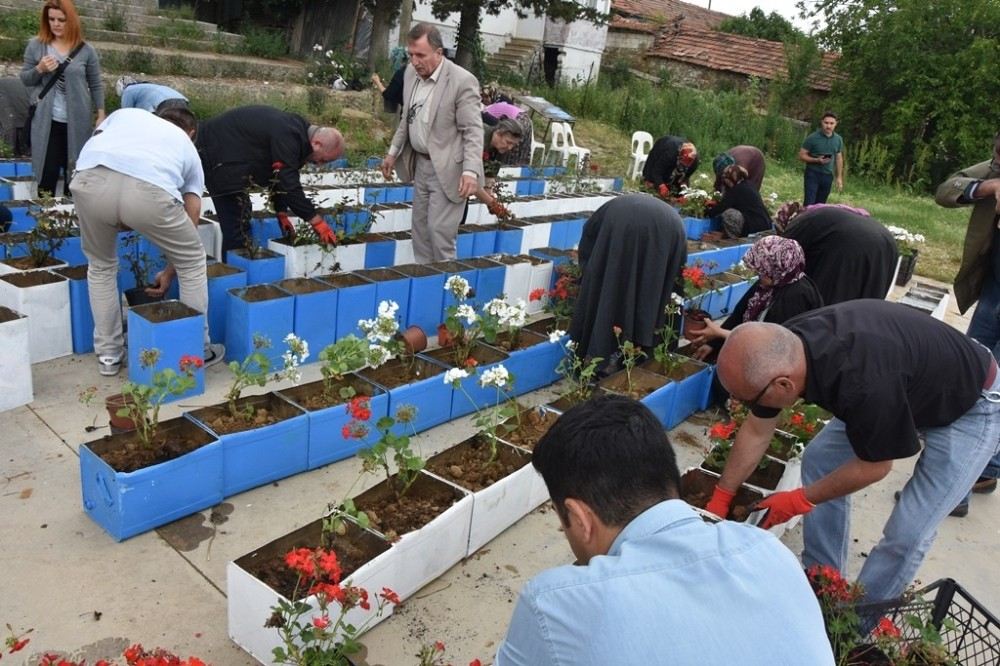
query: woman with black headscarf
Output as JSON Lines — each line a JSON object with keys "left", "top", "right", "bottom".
{"left": 569, "top": 194, "right": 687, "bottom": 365}
{"left": 776, "top": 203, "right": 899, "bottom": 306}
{"left": 704, "top": 164, "right": 773, "bottom": 238}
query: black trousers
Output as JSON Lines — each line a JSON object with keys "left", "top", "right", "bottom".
{"left": 38, "top": 121, "right": 68, "bottom": 197}
{"left": 211, "top": 191, "right": 253, "bottom": 258}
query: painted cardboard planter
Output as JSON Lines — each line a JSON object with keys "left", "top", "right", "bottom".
{"left": 225, "top": 248, "right": 286, "bottom": 286}
{"left": 380, "top": 231, "right": 414, "bottom": 265}
{"left": 495, "top": 254, "right": 532, "bottom": 306}
{"left": 429, "top": 259, "right": 477, "bottom": 321}
{"left": 680, "top": 467, "right": 765, "bottom": 524}
{"left": 598, "top": 367, "right": 675, "bottom": 425}
{"left": 187, "top": 392, "right": 309, "bottom": 497}
{"left": 353, "top": 268, "right": 410, "bottom": 331}
{"left": 357, "top": 357, "right": 450, "bottom": 435}
{"left": 53, "top": 265, "right": 94, "bottom": 354}
{"left": 225, "top": 284, "right": 294, "bottom": 367}
{"left": 316, "top": 272, "right": 376, "bottom": 341}
{"left": 79, "top": 415, "right": 221, "bottom": 541}
{"left": 0, "top": 255, "right": 68, "bottom": 275}
{"left": 459, "top": 257, "right": 506, "bottom": 306}
{"left": 640, "top": 356, "right": 714, "bottom": 428}
{"left": 359, "top": 233, "right": 395, "bottom": 269}
{"left": 391, "top": 263, "right": 444, "bottom": 336}
{"left": 274, "top": 277, "right": 338, "bottom": 363}
{"left": 0, "top": 306, "right": 32, "bottom": 411}
{"left": 484, "top": 329, "right": 563, "bottom": 394}
{"left": 127, "top": 300, "right": 206, "bottom": 401}
{"left": 277, "top": 374, "right": 389, "bottom": 470}
{"left": 422, "top": 343, "right": 510, "bottom": 419}
{"left": 206, "top": 262, "right": 247, "bottom": 345}
{"left": 267, "top": 238, "right": 340, "bottom": 278}
{"left": 0, "top": 269, "right": 72, "bottom": 363}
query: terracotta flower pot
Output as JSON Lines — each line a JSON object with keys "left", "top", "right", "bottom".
{"left": 683, "top": 310, "right": 709, "bottom": 341}
{"left": 396, "top": 325, "right": 428, "bottom": 354}
{"left": 436, "top": 323, "right": 453, "bottom": 348}
{"left": 105, "top": 393, "right": 137, "bottom": 431}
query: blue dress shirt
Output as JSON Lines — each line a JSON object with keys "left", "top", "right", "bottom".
{"left": 120, "top": 83, "right": 188, "bottom": 113}
{"left": 496, "top": 499, "right": 835, "bottom": 665}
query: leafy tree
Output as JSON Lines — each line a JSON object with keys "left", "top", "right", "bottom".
{"left": 429, "top": 0, "right": 608, "bottom": 73}
{"left": 718, "top": 7, "right": 805, "bottom": 43}
{"left": 804, "top": 0, "right": 1000, "bottom": 188}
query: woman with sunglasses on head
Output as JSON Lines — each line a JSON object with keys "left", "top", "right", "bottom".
{"left": 20, "top": 0, "right": 104, "bottom": 198}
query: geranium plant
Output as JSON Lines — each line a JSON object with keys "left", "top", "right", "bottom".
{"left": 480, "top": 296, "right": 527, "bottom": 350}
{"left": 439, "top": 275, "right": 482, "bottom": 366}
{"left": 18, "top": 195, "right": 76, "bottom": 268}
{"left": 359, "top": 299, "right": 416, "bottom": 374}
{"left": 445, "top": 362, "right": 518, "bottom": 464}
{"left": 612, "top": 325, "right": 646, "bottom": 395}
{"left": 555, "top": 339, "right": 601, "bottom": 404}
{"left": 885, "top": 225, "right": 925, "bottom": 258}
{"left": 702, "top": 419, "right": 768, "bottom": 472}
{"left": 225, "top": 333, "right": 309, "bottom": 421}
{"left": 673, "top": 185, "right": 719, "bottom": 218}
{"left": 651, "top": 298, "right": 686, "bottom": 376}
{"left": 317, "top": 335, "right": 368, "bottom": 404}
{"left": 267, "top": 546, "right": 399, "bottom": 666}
{"left": 528, "top": 262, "right": 581, "bottom": 323}
{"left": 347, "top": 401, "right": 422, "bottom": 500}
{"left": 681, "top": 261, "right": 720, "bottom": 314}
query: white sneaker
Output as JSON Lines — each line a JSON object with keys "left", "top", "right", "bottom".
{"left": 98, "top": 355, "right": 122, "bottom": 376}
{"left": 204, "top": 343, "right": 225, "bottom": 368}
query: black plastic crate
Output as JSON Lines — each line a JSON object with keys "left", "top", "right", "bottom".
{"left": 854, "top": 578, "right": 1000, "bottom": 665}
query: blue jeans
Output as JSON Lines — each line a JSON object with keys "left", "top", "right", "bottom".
{"left": 803, "top": 169, "right": 833, "bottom": 206}
{"left": 801, "top": 374, "right": 1000, "bottom": 604}
{"left": 964, "top": 277, "right": 1000, "bottom": 497}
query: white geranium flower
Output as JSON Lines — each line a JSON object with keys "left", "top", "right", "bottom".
{"left": 456, "top": 304, "right": 478, "bottom": 325}
{"left": 313, "top": 43, "right": 324, "bottom": 51}
{"left": 445, "top": 275, "right": 471, "bottom": 300}
{"left": 484, "top": 297, "right": 507, "bottom": 317}
{"left": 549, "top": 330, "right": 566, "bottom": 343}
{"left": 368, "top": 344, "right": 394, "bottom": 368}
{"left": 378, "top": 300, "right": 399, "bottom": 318}
{"left": 565, "top": 340, "right": 578, "bottom": 352}
{"left": 443, "top": 367, "right": 470, "bottom": 386}
{"left": 479, "top": 364, "right": 512, "bottom": 389}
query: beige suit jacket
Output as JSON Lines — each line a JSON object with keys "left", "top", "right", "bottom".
{"left": 389, "top": 59, "right": 484, "bottom": 203}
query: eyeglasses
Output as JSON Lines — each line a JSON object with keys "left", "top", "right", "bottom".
{"left": 744, "top": 377, "right": 777, "bottom": 412}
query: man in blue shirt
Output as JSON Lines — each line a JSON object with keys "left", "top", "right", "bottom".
{"left": 495, "top": 394, "right": 834, "bottom": 666}
{"left": 116, "top": 75, "right": 189, "bottom": 113}
{"left": 799, "top": 112, "right": 845, "bottom": 205}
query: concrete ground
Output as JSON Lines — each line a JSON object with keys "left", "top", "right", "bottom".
{"left": 3, "top": 277, "right": 998, "bottom": 666}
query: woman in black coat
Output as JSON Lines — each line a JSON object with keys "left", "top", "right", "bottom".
{"left": 704, "top": 164, "right": 773, "bottom": 238}
{"left": 570, "top": 194, "right": 687, "bottom": 365}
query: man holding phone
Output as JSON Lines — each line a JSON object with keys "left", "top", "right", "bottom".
{"left": 799, "top": 112, "right": 845, "bottom": 205}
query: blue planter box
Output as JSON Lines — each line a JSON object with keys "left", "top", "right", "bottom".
{"left": 52, "top": 234, "right": 87, "bottom": 266}
{"left": 666, "top": 362, "right": 713, "bottom": 428}
{"left": 529, "top": 180, "right": 545, "bottom": 195}
{"left": 364, "top": 187, "right": 387, "bottom": 205}
{"left": 318, "top": 272, "right": 376, "bottom": 340}
{"left": 513, "top": 179, "right": 532, "bottom": 196}
{"left": 392, "top": 264, "right": 444, "bottom": 336}
{"left": 460, "top": 257, "right": 505, "bottom": 305}
{"left": 366, "top": 157, "right": 383, "bottom": 169}
{"left": 80, "top": 416, "right": 222, "bottom": 541}
{"left": 384, "top": 185, "right": 408, "bottom": 204}
{"left": 362, "top": 234, "right": 396, "bottom": 268}
{"left": 404, "top": 185, "right": 414, "bottom": 200}
{"left": 494, "top": 224, "right": 525, "bottom": 255}
{"left": 354, "top": 268, "right": 410, "bottom": 329}
{"left": 487, "top": 330, "right": 563, "bottom": 394}
{"left": 0, "top": 183, "right": 12, "bottom": 201}
{"left": 225, "top": 283, "right": 294, "bottom": 366}
{"left": 206, "top": 262, "right": 246, "bottom": 345}
{"left": 338, "top": 209, "right": 371, "bottom": 237}
{"left": 542, "top": 166, "right": 565, "bottom": 177}
{"left": 329, "top": 158, "right": 349, "bottom": 169}
{"left": 359, "top": 357, "right": 451, "bottom": 435}
{"left": 547, "top": 219, "right": 570, "bottom": 250}
{"left": 564, "top": 217, "right": 586, "bottom": 248}
{"left": 278, "top": 375, "right": 389, "bottom": 470}
{"left": 529, "top": 247, "right": 573, "bottom": 273}
{"left": 726, "top": 276, "right": 755, "bottom": 311}
{"left": 469, "top": 226, "right": 499, "bottom": 257}
{"left": 188, "top": 393, "right": 309, "bottom": 497}
{"left": 225, "top": 248, "right": 285, "bottom": 286}
{"left": 0, "top": 161, "right": 16, "bottom": 178}
{"left": 688, "top": 247, "right": 730, "bottom": 275}
{"left": 8, "top": 206, "right": 35, "bottom": 233}
{"left": 250, "top": 216, "right": 283, "bottom": 247}
{"left": 422, "top": 344, "right": 510, "bottom": 419}
{"left": 276, "top": 278, "right": 338, "bottom": 362}
{"left": 683, "top": 216, "right": 722, "bottom": 240}
{"left": 127, "top": 300, "right": 205, "bottom": 401}
{"left": 455, "top": 227, "right": 475, "bottom": 260}
{"left": 15, "top": 161, "right": 32, "bottom": 177}
{"left": 613, "top": 177, "right": 624, "bottom": 191}
{"left": 54, "top": 265, "right": 94, "bottom": 354}
{"left": 429, "top": 259, "right": 477, "bottom": 319}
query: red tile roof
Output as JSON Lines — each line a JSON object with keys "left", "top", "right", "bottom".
{"left": 647, "top": 27, "right": 841, "bottom": 91}
{"left": 612, "top": 0, "right": 728, "bottom": 29}
{"left": 610, "top": 16, "right": 660, "bottom": 33}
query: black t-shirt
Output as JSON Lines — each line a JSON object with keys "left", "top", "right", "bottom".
{"left": 751, "top": 300, "right": 991, "bottom": 462}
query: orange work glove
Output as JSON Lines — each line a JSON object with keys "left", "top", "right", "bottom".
{"left": 276, "top": 212, "right": 296, "bottom": 238}
{"left": 705, "top": 485, "right": 736, "bottom": 519}
{"left": 658, "top": 183, "right": 670, "bottom": 198}
{"left": 756, "top": 488, "right": 815, "bottom": 529}
{"left": 487, "top": 200, "right": 509, "bottom": 218}
{"left": 309, "top": 216, "right": 338, "bottom": 245}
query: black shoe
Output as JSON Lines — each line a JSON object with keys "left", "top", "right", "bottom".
{"left": 893, "top": 491, "right": 968, "bottom": 518}
{"left": 973, "top": 477, "right": 997, "bottom": 494}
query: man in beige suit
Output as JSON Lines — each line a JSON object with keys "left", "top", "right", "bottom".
{"left": 381, "top": 23, "right": 483, "bottom": 263}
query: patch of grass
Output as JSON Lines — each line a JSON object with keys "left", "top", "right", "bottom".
{"left": 122, "top": 48, "right": 155, "bottom": 74}
{"left": 0, "top": 10, "right": 39, "bottom": 41}
{"left": 103, "top": 2, "right": 128, "bottom": 32}
{"left": 155, "top": 6, "right": 197, "bottom": 21}
{"left": 148, "top": 19, "right": 206, "bottom": 42}
{"left": 241, "top": 26, "right": 288, "bottom": 59}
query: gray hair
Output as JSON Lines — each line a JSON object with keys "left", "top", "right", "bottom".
{"left": 495, "top": 117, "right": 523, "bottom": 140}
{"left": 726, "top": 322, "right": 799, "bottom": 390}
{"left": 408, "top": 23, "right": 444, "bottom": 51}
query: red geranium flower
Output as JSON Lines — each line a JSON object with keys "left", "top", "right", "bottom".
{"left": 316, "top": 549, "right": 341, "bottom": 580}
{"left": 312, "top": 615, "right": 331, "bottom": 629}
{"left": 464, "top": 357, "right": 478, "bottom": 368}
{"left": 284, "top": 547, "right": 316, "bottom": 578}
{"left": 435, "top": 641, "right": 446, "bottom": 652}
{"left": 380, "top": 587, "right": 401, "bottom": 605}
{"left": 529, "top": 288, "right": 546, "bottom": 302}
{"left": 612, "top": 325, "right": 623, "bottom": 336}
{"left": 873, "top": 617, "right": 901, "bottom": 638}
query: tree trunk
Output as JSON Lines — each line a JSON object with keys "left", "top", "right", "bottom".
{"left": 290, "top": 0, "right": 360, "bottom": 57}
{"left": 453, "top": 1, "right": 481, "bottom": 72}
{"left": 367, "top": 0, "right": 396, "bottom": 70}
{"left": 397, "top": 0, "right": 413, "bottom": 46}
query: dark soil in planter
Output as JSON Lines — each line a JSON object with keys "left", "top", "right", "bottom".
{"left": 712, "top": 272, "right": 745, "bottom": 286}
{"left": 379, "top": 231, "right": 413, "bottom": 241}
{"left": 238, "top": 516, "right": 391, "bottom": 602}
{"left": 54, "top": 265, "right": 88, "bottom": 280}
{"left": 130, "top": 299, "right": 198, "bottom": 322}
{"left": 279, "top": 375, "right": 378, "bottom": 412}
{"left": 501, "top": 407, "right": 558, "bottom": 450}
{"left": 525, "top": 316, "right": 570, "bottom": 335}
{"left": 486, "top": 329, "right": 547, "bottom": 353}
{"left": 641, "top": 357, "right": 705, "bottom": 382}
{"left": 236, "top": 283, "right": 289, "bottom": 302}
{"left": 206, "top": 262, "right": 242, "bottom": 278}
{"left": 392, "top": 263, "right": 438, "bottom": 278}
{"left": 190, "top": 393, "right": 299, "bottom": 435}
{"left": 687, "top": 241, "right": 709, "bottom": 254}
{"left": 124, "top": 286, "right": 165, "bottom": 307}
{"left": 354, "top": 268, "right": 404, "bottom": 283}
{"left": 2, "top": 255, "right": 63, "bottom": 271}
{"left": 353, "top": 473, "right": 462, "bottom": 541}
{"left": 461, "top": 257, "right": 503, "bottom": 270}
{"left": 0, "top": 305, "right": 23, "bottom": 323}
{"left": 230, "top": 247, "right": 282, "bottom": 261}
{"left": 547, "top": 393, "right": 586, "bottom": 413}
{"left": 516, "top": 254, "right": 547, "bottom": 266}
{"left": 275, "top": 277, "right": 335, "bottom": 295}
{"left": 354, "top": 233, "right": 390, "bottom": 244}
{"left": 88, "top": 416, "right": 215, "bottom": 473}
{"left": 426, "top": 435, "right": 530, "bottom": 492}
{"left": 702, "top": 457, "right": 784, "bottom": 491}
{"left": 0, "top": 270, "right": 66, "bottom": 288}
{"left": 318, "top": 272, "right": 368, "bottom": 289}
{"left": 358, "top": 356, "right": 444, "bottom": 389}
{"left": 427, "top": 260, "right": 469, "bottom": 274}
{"left": 493, "top": 254, "right": 529, "bottom": 266}
{"left": 423, "top": 342, "right": 508, "bottom": 369}
{"left": 598, "top": 367, "right": 669, "bottom": 400}
{"left": 679, "top": 468, "right": 763, "bottom": 522}
{"left": 768, "top": 431, "right": 800, "bottom": 461}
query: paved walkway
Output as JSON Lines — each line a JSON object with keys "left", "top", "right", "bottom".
{"left": 3, "top": 277, "right": 998, "bottom": 665}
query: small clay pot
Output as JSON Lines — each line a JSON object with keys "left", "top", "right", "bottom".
{"left": 683, "top": 310, "right": 709, "bottom": 342}
{"left": 436, "top": 324, "right": 453, "bottom": 348}
{"left": 105, "top": 393, "right": 137, "bottom": 431}
{"left": 396, "top": 325, "right": 428, "bottom": 354}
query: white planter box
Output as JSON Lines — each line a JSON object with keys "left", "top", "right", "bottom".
{"left": 0, "top": 270, "right": 71, "bottom": 363}
{"left": 0, "top": 258, "right": 68, "bottom": 275}
{"left": 519, "top": 222, "right": 551, "bottom": 254}
{"left": 197, "top": 218, "right": 223, "bottom": 261}
{"left": 0, "top": 307, "right": 32, "bottom": 411}
{"left": 526, "top": 259, "right": 554, "bottom": 315}
{"left": 501, "top": 259, "right": 531, "bottom": 304}
{"left": 314, "top": 188, "right": 361, "bottom": 208}
{"left": 465, "top": 203, "right": 485, "bottom": 226}
{"left": 336, "top": 242, "right": 366, "bottom": 272}
{"left": 227, "top": 522, "right": 397, "bottom": 666}
{"left": 267, "top": 240, "right": 339, "bottom": 278}
{"left": 393, "top": 238, "right": 415, "bottom": 265}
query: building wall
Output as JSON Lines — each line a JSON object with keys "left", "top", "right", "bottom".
{"left": 605, "top": 30, "right": 655, "bottom": 52}
{"left": 406, "top": 3, "right": 541, "bottom": 53}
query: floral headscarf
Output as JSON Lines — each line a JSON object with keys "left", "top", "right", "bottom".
{"left": 774, "top": 201, "right": 803, "bottom": 233}
{"left": 722, "top": 164, "right": 749, "bottom": 190}
{"left": 741, "top": 236, "right": 806, "bottom": 322}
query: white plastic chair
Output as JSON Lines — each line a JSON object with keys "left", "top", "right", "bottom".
{"left": 629, "top": 130, "right": 653, "bottom": 180}
{"left": 530, "top": 137, "right": 546, "bottom": 165}
{"left": 549, "top": 122, "right": 591, "bottom": 169}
